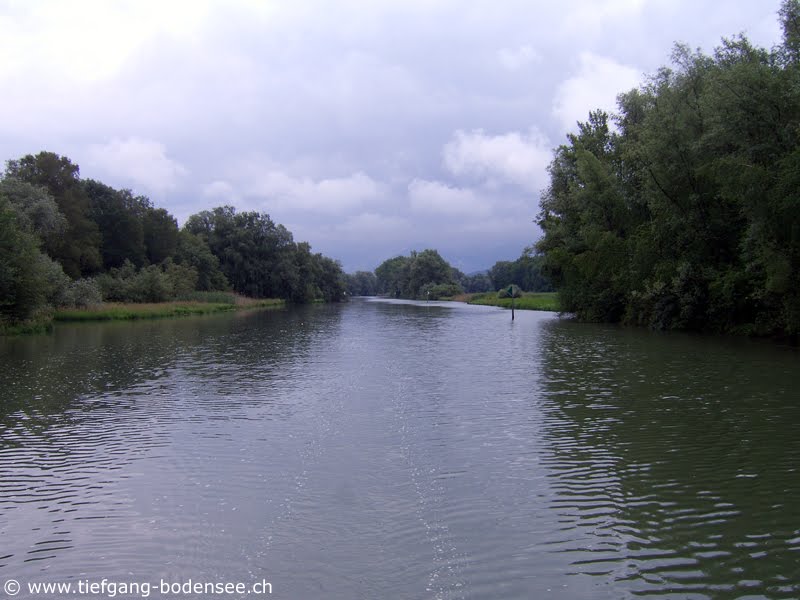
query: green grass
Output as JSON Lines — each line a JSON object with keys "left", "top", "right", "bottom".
{"left": 0, "top": 318, "right": 54, "bottom": 335}
{"left": 456, "top": 291, "right": 560, "bottom": 312}
{"left": 53, "top": 297, "right": 285, "bottom": 323}
{"left": 175, "top": 291, "right": 239, "bottom": 304}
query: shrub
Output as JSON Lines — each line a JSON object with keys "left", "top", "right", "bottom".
{"left": 61, "top": 278, "right": 103, "bottom": 308}
{"left": 419, "top": 282, "right": 463, "bottom": 300}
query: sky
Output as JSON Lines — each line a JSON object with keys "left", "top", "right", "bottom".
{"left": 0, "top": 0, "right": 785, "bottom": 273}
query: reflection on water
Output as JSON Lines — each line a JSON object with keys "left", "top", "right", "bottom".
{"left": 0, "top": 300, "right": 798, "bottom": 598}
{"left": 536, "top": 321, "right": 800, "bottom": 598}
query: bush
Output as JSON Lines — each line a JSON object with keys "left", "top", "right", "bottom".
{"left": 95, "top": 260, "right": 174, "bottom": 303}
{"left": 163, "top": 259, "right": 199, "bottom": 298}
{"left": 61, "top": 278, "right": 103, "bottom": 308}
{"left": 128, "top": 265, "right": 172, "bottom": 303}
{"left": 419, "top": 282, "right": 463, "bottom": 300}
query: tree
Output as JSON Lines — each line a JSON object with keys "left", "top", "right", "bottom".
{"left": 175, "top": 230, "right": 229, "bottom": 291}
{"left": 184, "top": 205, "right": 344, "bottom": 302}
{"left": 461, "top": 272, "right": 493, "bottom": 293}
{"left": 536, "top": 5, "right": 800, "bottom": 336}
{"left": 143, "top": 207, "right": 179, "bottom": 265}
{"left": 0, "top": 197, "right": 66, "bottom": 323}
{"left": 84, "top": 179, "right": 147, "bottom": 269}
{"left": 406, "top": 249, "right": 456, "bottom": 299}
{"left": 345, "top": 271, "right": 378, "bottom": 296}
{"left": 537, "top": 110, "right": 630, "bottom": 322}
{"left": 4, "top": 152, "right": 101, "bottom": 277}
{"left": 374, "top": 250, "right": 461, "bottom": 299}
{"left": 375, "top": 255, "right": 411, "bottom": 297}
{"left": 0, "top": 178, "right": 67, "bottom": 239}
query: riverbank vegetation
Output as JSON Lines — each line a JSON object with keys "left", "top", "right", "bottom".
{"left": 53, "top": 295, "right": 284, "bottom": 322}
{"left": 458, "top": 292, "right": 559, "bottom": 312}
{"left": 537, "top": 0, "right": 800, "bottom": 338}
{"left": 0, "top": 152, "right": 345, "bottom": 334}
{"left": 361, "top": 248, "right": 554, "bottom": 309}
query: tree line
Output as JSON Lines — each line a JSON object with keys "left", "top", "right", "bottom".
{"left": 537, "top": 0, "right": 800, "bottom": 337}
{"left": 346, "top": 249, "right": 552, "bottom": 299}
{"left": 0, "top": 152, "right": 345, "bottom": 327}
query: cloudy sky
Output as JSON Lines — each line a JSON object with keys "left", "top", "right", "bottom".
{"left": 0, "top": 0, "right": 784, "bottom": 272}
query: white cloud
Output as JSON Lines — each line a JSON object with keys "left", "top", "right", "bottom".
{"left": 408, "top": 179, "right": 491, "bottom": 218}
{"left": 497, "top": 45, "right": 541, "bottom": 71}
{"left": 443, "top": 128, "right": 552, "bottom": 191}
{"left": 86, "top": 138, "right": 188, "bottom": 193}
{"left": 560, "top": 0, "right": 647, "bottom": 34}
{"left": 202, "top": 180, "right": 239, "bottom": 201}
{"left": 0, "top": 0, "right": 213, "bottom": 84}
{"left": 234, "top": 165, "right": 382, "bottom": 215}
{"left": 553, "top": 52, "right": 641, "bottom": 132}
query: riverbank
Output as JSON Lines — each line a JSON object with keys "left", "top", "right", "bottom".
{"left": 55, "top": 296, "right": 284, "bottom": 322}
{"left": 1, "top": 294, "right": 284, "bottom": 334}
{"left": 452, "top": 291, "right": 559, "bottom": 312}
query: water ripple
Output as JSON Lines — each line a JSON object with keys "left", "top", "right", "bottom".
{"left": 0, "top": 303, "right": 798, "bottom": 598}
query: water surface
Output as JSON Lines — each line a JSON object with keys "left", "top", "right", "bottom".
{"left": 1, "top": 299, "right": 798, "bottom": 598}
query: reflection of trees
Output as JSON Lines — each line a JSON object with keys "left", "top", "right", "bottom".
{"left": 0, "top": 306, "right": 345, "bottom": 573}
{"left": 536, "top": 319, "right": 800, "bottom": 596}
{"left": 0, "top": 306, "right": 341, "bottom": 441}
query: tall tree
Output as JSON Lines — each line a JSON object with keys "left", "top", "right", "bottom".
{"left": 143, "top": 207, "right": 179, "bottom": 265}
{"left": 84, "top": 179, "right": 148, "bottom": 269}
{"left": 0, "top": 197, "right": 66, "bottom": 323}
{"left": 4, "top": 152, "right": 101, "bottom": 278}
{"left": 536, "top": 2, "right": 800, "bottom": 336}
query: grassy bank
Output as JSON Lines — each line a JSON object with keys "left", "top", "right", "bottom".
{"left": 0, "top": 317, "right": 55, "bottom": 335}
{"left": 453, "top": 291, "right": 560, "bottom": 312}
{"left": 53, "top": 295, "right": 284, "bottom": 323}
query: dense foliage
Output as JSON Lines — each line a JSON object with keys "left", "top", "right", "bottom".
{"left": 345, "top": 271, "right": 379, "bottom": 296}
{"left": 369, "top": 249, "right": 552, "bottom": 300}
{"left": 0, "top": 152, "right": 345, "bottom": 329}
{"left": 487, "top": 250, "right": 553, "bottom": 293}
{"left": 184, "top": 206, "right": 345, "bottom": 303}
{"left": 537, "top": 1, "right": 800, "bottom": 337}
{"left": 374, "top": 249, "right": 462, "bottom": 299}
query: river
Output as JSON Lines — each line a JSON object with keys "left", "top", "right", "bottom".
{"left": 1, "top": 298, "right": 798, "bottom": 599}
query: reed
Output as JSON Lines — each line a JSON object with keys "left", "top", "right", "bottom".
{"left": 53, "top": 298, "right": 284, "bottom": 322}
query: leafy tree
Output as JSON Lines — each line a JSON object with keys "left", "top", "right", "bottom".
{"left": 406, "top": 249, "right": 456, "bottom": 299}
{"left": 175, "top": 230, "right": 229, "bottom": 291}
{"left": 375, "top": 255, "right": 410, "bottom": 297}
{"left": 143, "top": 207, "right": 179, "bottom": 265}
{"left": 536, "top": 1, "right": 800, "bottom": 336}
{"left": 0, "top": 197, "right": 66, "bottom": 323}
{"left": 185, "top": 205, "right": 344, "bottom": 302}
{"left": 345, "top": 271, "right": 378, "bottom": 296}
{"left": 84, "top": 179, "right": 148, "bottom": 269}
{"left": 374, "top": 249, "right": 461, "bottom": 299}
{"left": 0, "top": 178, "right": 66, "bottom": 239}
{"left": 462, "top": 272, "right": 493, "bottom": 293}
{"left": 313, "top": 254, "right": 347, "bottom": 303}
{"left": 4, "top": 152, "right": 101, "bottom": 277}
